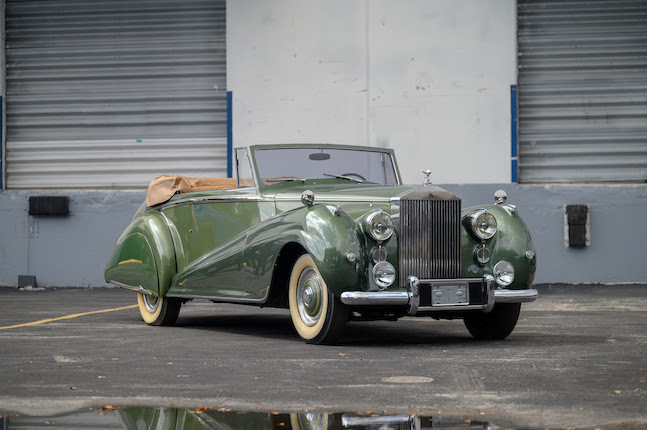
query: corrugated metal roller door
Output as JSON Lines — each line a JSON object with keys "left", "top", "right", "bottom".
{"left": 5, "top": 0, "right": 226, "bottom": 189}
{"left": 517, "top": 0, "right": 647, "bottom": 183}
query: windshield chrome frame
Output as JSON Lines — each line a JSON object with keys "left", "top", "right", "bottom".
{"left": 245, "top": 144, "right": 402, "bottom": 190}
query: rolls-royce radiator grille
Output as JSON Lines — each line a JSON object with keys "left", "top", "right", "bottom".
{"left": 399, "top": 198, "right": 461, "bottom": 286}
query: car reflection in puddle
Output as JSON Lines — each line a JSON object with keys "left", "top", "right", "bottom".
{"left": 0, "top": 407, "right": 519, "bottom": 430}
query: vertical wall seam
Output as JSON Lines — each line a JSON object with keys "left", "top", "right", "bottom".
{"left": 365, "top": 0, "right": 370, "bottom": 147}
{"left": 510, "top": 84, "right": 518, "bottom": 183}
{"left": 227, "top": 90, "right": 233, "bottom": 178}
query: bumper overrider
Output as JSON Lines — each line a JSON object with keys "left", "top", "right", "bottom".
{"left": 340, "top": 275, "right": 538, "bottom": 316}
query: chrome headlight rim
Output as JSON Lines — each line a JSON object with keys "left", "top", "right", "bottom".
{"left": 493, "top": 260, "right": 515, "bottom": 287}
{"left": 365, "top": 210, "right": 394, "bottom": 242}
{"left": 471, "top": 209, "right": 498, "bottom": 241}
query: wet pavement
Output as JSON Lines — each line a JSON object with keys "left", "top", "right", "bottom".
{"left": 0, "top": 285, "right": 645, "bottom": 429}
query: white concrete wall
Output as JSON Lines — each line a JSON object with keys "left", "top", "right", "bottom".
{"left": 227, "top": 0, "right": 516, "bottom": 184}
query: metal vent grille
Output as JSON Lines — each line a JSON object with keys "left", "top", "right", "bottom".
{"left": 517, "top": 0, "right": 647, "bottom": 183}
{"left": 4, "top": 0, "right": 227, "bottom": 189}
{"left": 399, "top": 198, "right": 461, "bottom": 285}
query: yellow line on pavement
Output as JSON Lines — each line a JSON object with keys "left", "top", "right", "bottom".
{"left": 0, "top": 304, "right": 138, "bottom": 331}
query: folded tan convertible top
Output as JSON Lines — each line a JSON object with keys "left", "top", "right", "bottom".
{"left": 146, "top": 175, "right": 237, "bottom": 207}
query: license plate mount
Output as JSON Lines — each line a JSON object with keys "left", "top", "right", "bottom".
{"left": 430, "top": 282, "right": 469, "bottom": 306}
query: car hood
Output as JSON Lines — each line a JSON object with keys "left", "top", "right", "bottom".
{"left": 268, "top": 182, "right": 459, "bottom": 204}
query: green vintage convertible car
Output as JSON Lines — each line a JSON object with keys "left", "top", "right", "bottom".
{"left": 105, "top": 144, "right": 537, "bottom": 344}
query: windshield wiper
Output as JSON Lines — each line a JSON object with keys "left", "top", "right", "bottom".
{"left": 323, "top": 173, "right": 363, "bottom": 183}
{"left": 265, "top": 176, "right": 306, "bottom": 183}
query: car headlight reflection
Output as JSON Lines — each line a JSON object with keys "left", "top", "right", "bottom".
{"left": 493, "top": 261, "right": 515, "bottom": 286}
{"left": 373, "top": 261, "right": 396, "bottom": 289}
{"left": 366, "top": 210, "right": 394, "bottom": 242}
{"left": 471, "top": 210, "right": 497, "bottom": 240}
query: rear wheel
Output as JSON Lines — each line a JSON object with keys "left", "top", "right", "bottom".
{"left": 463, "top": 303, "right": 521, "bottom": 340}
{"left": 288, "top": 254, "right": 348, "bottom": 344}
{"left": 136, "top": 293, "right": 181, "bottom": 326}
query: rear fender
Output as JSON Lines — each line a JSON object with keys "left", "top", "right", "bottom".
{"left": 104, "top": 211, "right": 176, "bottom": 297}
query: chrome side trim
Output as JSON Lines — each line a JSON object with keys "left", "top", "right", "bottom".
{"left": 275, "top": 196, "right": 392, "bottom": 204}
{"left": 494, "top": 288, "right": 539, "bottom": 303}
{"left": 109, "top": 281, "right": 153, "bottom": 296}
{"left": 166, "top": 293, "right": 267, "bottom": 304}
{"left": 162, "top": 195, "right": 269, "bottom": 209}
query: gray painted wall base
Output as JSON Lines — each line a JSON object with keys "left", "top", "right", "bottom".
{"left": 1, "top": 184, "right": 645, "bottom": 286}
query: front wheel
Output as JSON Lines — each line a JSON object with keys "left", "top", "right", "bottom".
{"left": 288, "top": 254, "right": 348, "bottom": 344}
{"left": 463, "top": 303, "right": 521, "bottom": 340}
{"left": 136, "top": 293, "right": 181, "bottom": 326}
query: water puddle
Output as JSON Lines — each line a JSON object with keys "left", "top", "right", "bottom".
{"left": 0, "top": 406, "right": 523, "bottom": 429}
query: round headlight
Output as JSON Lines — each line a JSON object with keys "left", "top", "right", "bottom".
{"left": 471, "top": 210, "right": 497, "bottom": 240}
{"left": 493, "top": 261, "right": 515, "bottom": 286}
{"left": 373, "top": 261, "right": 396, "bottom": 289}
{"left": 366, "top": 210, "right": 394, "bottom": 242}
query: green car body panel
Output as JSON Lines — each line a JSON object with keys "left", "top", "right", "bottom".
{"left": 105, "top": 144, "right": 537, "bottom": 341}
{"left": 460, "top": 204, "right": 536, "bottom": 290}
{"left": 165, "top": 201, "right": 365, "bottom": 299}
{"left": 105, "top": 211, "right": 176, "bottom": 297}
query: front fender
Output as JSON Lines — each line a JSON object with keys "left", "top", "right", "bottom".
{"left": 462, "top": 204, "right": 536, "bottom": 289}
{"left": 104, "top": 211, "right": 176, "bottom": 297}
{"left": 243, "top": 204, "right": 365, "bottom": 296}
{"left": 301, "top": 205, "right": 365, "bottom": 294}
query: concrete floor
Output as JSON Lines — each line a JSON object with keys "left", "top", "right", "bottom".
{"left": 0, "top": 284, "right": 645, "bottom": 429}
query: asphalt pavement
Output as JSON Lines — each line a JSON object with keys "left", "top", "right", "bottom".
{"left": 0, "top": 284, "right": 645, "bottom": 429}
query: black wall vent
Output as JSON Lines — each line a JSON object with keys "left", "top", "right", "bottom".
{"left": 564, "top": 204, "right": 590, "bottom": 248}
{"left": 29, "top": 196, "right": 70, "bottom": 216}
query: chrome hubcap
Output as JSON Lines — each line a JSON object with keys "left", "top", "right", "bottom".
{"left": 297, "top": 413, "right": 326, "bottom": 430}
{"left": 296, "top": 267, "right": 323, "bottom": 327}
{"left": 143, "top": 294, "right": 160, "bottom": 313}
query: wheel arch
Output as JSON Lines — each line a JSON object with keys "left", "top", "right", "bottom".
{"left": 265, "top": 242, "right": 306, "bottom": 308}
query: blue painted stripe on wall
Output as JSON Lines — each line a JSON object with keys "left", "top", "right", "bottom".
{"left": 227, "top": 91, "right": 233, "bottom": 178}
{"left": 510, "top": 85, "right": 518, "bottom": 183}
{"left": 0, "top": 95, "right": 3, "bottom": 189}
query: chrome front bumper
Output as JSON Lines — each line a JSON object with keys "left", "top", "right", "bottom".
{"left": 340, "top": 275, "right": 538, "bottom": 316}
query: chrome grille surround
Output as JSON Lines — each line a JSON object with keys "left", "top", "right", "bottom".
{"left": 393, "top": 187, "right": 462, "bottom": 287}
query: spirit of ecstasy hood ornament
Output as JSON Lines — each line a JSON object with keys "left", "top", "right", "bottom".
{"left": 420, "top": 169, "right": 432, "bottom": 186}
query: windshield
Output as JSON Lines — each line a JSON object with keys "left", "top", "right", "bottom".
{"left": 253, "top": 147, "right": 399, "bottom": 185}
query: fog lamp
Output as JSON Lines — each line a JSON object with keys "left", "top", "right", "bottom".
{"left": 493, "top": 261, "right": 515, "bottom": 287}
{"left": 373, "top": 261, "right": 396, "bottom": 289}
{"left": 476, "top": 245, "right": 491, "bottom": 265}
